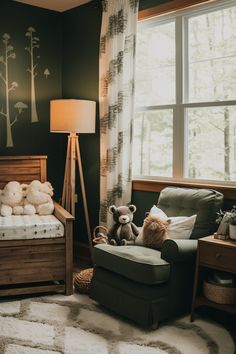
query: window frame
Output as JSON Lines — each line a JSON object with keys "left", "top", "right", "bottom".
{"left": 133, "top": 0, "right": 236, "bottom": 186}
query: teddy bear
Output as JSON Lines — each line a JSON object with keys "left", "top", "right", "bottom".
{"left": 107, "top": 205, "right": 139, "bottom": 246}
{"left": 0, "top": 181, "right": 30, "bottom": 217}
{"left": 141, "top": 214, "right": 169, "bottom": 250}
{"left": 25, "top": 180, "right": 54, "bottom": 215}
{"left": 14, "top": 183, "right": 36, "bottom": 215}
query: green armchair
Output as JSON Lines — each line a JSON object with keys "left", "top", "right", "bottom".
{"left": 90, "top": 187, "right": 223, "bottom": 327}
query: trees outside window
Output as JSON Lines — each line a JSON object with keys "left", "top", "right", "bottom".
{"left": 133, "top": 1, "right": 236, "bottom": 183}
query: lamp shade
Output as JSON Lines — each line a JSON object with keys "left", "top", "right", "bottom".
{"left": 50, "top": 99, "right": 96, "bottom": 133}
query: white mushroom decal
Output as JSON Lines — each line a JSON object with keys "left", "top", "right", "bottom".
{"left": 14, "top": 101, "right": 28, "bottom": 114}
{"left": 10, "top": 102, "right": 28, "bottom": 129}
{"left": 44, "top": 68, "right": 50, "bottom": 78}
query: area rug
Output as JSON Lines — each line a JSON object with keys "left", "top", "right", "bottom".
{"left": 0, "top": 293, "right": 234, "bottom": 354}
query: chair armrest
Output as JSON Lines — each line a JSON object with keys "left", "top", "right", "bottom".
{"left": 53, "top": 201, "right": 74, "bottom": 224}
{"left": 161, "top": 239, "right": 198, "bottom": 263}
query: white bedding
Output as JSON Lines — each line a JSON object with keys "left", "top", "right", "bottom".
{"left": 0, "top": 214, "right": 64, "bottom": 240}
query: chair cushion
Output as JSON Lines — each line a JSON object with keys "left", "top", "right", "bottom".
{"left": 157, "top": 187, "right": 223, "bottom": 239}
{"left": 92, "top": 244, "right": 170, "bottom": 285}
{"left": 0, "top": 215, "right": 64, "bottom": 240}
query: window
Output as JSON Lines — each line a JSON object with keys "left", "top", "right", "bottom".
{"left": 133, "top": 0, "right": 236, "bottom": 182}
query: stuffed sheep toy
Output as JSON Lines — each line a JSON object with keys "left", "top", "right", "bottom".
{"left": 25, "top": 180, "right": 54, "bottom": 215}
{"left": 107, "top": 205, "right": 139, "bottom": 245}
{"left": 0, "top": 181, "right": 31, "bottom": 217}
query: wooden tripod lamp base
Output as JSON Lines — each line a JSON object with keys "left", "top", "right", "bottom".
{"left": 62, "top": 133, "right": 93, "bottom": 250}
{"left": 50, "top": 99, "right": 96, "bottom": 253}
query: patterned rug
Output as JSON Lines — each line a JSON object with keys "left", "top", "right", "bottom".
{"left": 0, "top": 293, "right": 234, "bottom": 354}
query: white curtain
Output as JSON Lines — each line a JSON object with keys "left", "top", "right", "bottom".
{"left": 99, "top": 0, "right": 139, "bottom": 227}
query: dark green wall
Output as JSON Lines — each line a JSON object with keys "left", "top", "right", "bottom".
{"left": 139, "top": 0, "right": 171, "bottom": 10}
{"left": 132, "top": 190, "right": 160, "bottom": 225}
{"left": 0, "top": 0, "right": 64, "bottom": 199}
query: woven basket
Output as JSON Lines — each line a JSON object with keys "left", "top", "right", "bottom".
{"left": 203, "top": 280, "right": 236, "bottom": 305}
{"left": 74, "top": 268, "right": 94, "bottom": 294}
{"left": 93, "top": 225, "right": 109, "bottom": 245}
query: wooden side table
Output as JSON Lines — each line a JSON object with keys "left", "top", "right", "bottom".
{"left": 191, "top": 235, "right": 236, "bottom": 321}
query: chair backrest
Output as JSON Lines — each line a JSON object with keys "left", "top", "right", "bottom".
{"left": 157, "top": 187, "right": 224, "bottom": 239}
{"left": 0, "top": 156, "right": 47, "bottom": 189}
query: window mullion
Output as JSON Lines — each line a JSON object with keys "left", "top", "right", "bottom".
{"left": 173, "top": 16, "right": 185, "bottom": 179}
{"left": 183, "top": 17, "right": 189, "bottom": 103}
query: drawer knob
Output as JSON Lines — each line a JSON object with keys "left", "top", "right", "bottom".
{"left": 215, "top": 253, "right": 221, "bottom": 259}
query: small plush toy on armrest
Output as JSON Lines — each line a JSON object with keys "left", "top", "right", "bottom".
{"left": 108, "top": 205, "right": 139, "bottom": 246}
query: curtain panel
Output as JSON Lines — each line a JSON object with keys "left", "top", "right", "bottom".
{"left": 99, "top": 0, "right": 139, "bottom": 226}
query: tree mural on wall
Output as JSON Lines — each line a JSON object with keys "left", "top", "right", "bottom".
{"left": 25, "top": 27, "right": 39, "bottom": 123}
{"left": 0, "top": 33, "right": 28, "bottom": 147}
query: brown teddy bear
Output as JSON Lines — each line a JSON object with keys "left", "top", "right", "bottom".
{"left": 142, "top": 214, "right": 169, "bottom": 249}
{"left": 108, "top": 205, "right": 139, "bottom": 246}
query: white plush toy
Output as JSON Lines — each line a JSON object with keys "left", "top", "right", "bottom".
{"left": 25, "top": 180, "right": 54, "bottom": 215}
{"left": 0, "top": 181, "right": 29, "bottom": 217}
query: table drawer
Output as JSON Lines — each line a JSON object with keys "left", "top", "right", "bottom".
{"left": 199, "top": 242, "right": 236, "bottom": 272}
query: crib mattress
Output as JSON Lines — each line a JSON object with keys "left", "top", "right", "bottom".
{"left": 0, "top": 214, "right": 64, "bottom": 240}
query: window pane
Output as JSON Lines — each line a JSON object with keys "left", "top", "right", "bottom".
{"left": 135, "top": 21, "right": 175, "bottom": 106}
{"left": 187, "top": 106, "right": 236, "bottom": 181}
{"left": 188, "top": 6, "right": 236, "bottom": 102}
{"left": 132, "top": 110, "right": 173, "bottom": 177}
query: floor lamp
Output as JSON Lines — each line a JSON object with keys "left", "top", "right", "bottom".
{"left": 50, "top": 99, "right": 96, "bottom": 251}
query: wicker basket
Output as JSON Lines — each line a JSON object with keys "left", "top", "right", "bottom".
{"left": 203, "top": 280, "right": 236, "bottom": 305}
{"left": 74, "top": 268, "right": 94, "bottom": 294}
{"left": 93, "top": 225, "right": 109, "bottom": 245}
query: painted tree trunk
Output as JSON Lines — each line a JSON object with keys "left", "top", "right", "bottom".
{"left": 6, "top": 117, "right": 13, "bottom": 147}
{"left": 5, "top": 44, "right": 13, "bottom": 147}
{"left": 31, "top": 69, "right": 38, "bottom": 123}
{"left": 30, "top": 33, "right": 38, "bottom": 123}
{"left": 6, "top": 82, "right": 13, "bottom": 148}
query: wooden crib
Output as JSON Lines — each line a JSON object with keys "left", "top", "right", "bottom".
{"left": 0, "top": 156, "right": 74, "bottom": 297}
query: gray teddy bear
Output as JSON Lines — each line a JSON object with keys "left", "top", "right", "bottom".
{"left": 108, "top": 205, "right": 139, "bottom": 246}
